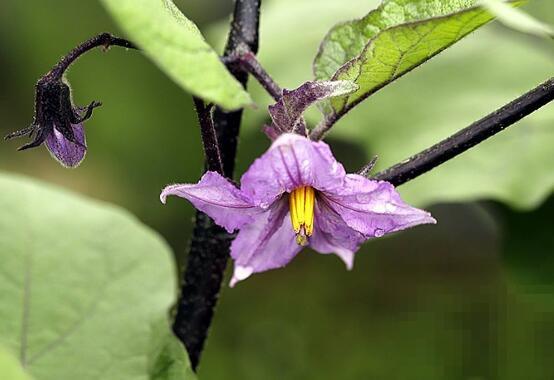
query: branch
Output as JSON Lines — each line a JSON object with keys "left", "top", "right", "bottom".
{"left": 172, "top": 0, "right": 261, "bottom": 371}
{"left": 49, "top": 33, "right": 137, "bottom": 80}
{"left": 224, "top": 48, "right": 282, "bottom": 100}
{"left": 373, "top": 78, "right": 554, "bottom": 186}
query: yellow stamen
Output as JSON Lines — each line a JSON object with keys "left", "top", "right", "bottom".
{"left": 289, "top": 186, "right": 316, "bottom": 246}
{"left": 304, "top": 186, "right": 315, "bottom": 236}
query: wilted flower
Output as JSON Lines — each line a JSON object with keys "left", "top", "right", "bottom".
{"left": 4, "top": 76, "right": 100, "bottom": 168}
{"left": 161, "top": 133, "right": 436, "bottom": 286}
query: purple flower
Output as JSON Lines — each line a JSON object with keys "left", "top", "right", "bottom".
{"left": 161, "top": 133, "right": 435, "bottom": 286}
{"left": 4, "top": 77, "right": 100, "bottom": 168}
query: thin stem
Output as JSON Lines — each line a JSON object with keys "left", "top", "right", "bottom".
{"left": 373, "top": 78, "right": 554, "bottom": 186}
{"left": 193, "top": 97, "right": 224, "bottom": 174}
{"left": 173, "top": 0, "right": 261, "bottom": 371}
{"left": 225, "top": 48, "right": 282, "bottom": 100}
{"left": 49, "top": 33, "right": 137, "bottom": 79}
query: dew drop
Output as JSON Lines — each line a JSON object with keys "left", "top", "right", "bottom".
{"left": 374, "top": 228, "right": 385, "bottom": 237}
{"left": 259, "top": 202, "right": 270, "bottom": 210}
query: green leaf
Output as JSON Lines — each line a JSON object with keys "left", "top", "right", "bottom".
{"left": 148, "top": 318, "right": 197, "bottom": 380}
{"left": 100, "top": 0, "right": 252, "bottom": 110}
{"left": 0, "top": 346, "right": 33, "bottom": 380}
{"left": 314, "top": 0, "right": 524, "bottom": 117}
{"left": 0, "top": 173, "right": 194, "bottom": 380}
{"left": 208, "top": 0, "right": 554, "bottom": 209}
{"left": 481, "top": 0, "right": 554, "bottom": 38}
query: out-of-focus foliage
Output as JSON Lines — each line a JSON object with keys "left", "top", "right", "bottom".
{"left": 482, "top": 0, "right": 554, "bottom": 38}
{"left": 100, "top": 0, "right": 252, "bottom": 110}
{"left": 0, "top": 173, "right": 193, "bottom": 380}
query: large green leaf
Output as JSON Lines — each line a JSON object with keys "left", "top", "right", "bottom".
{"left": 100, "top": 0, "right": 252, "bottom": 110}
{"left": 314, "top": 0, "right": 523, "bottom": 117}
{"left": 0, "top": 173, "right": 194, "bottom": 380}
{"left": 208, "top": 0, "right": 554, "bottom": 209}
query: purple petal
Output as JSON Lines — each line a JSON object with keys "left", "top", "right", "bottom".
{"left": 267, "top": 80, "right": 358, "bottom": 137}
{"left": 230, "top": 198, "right": 302, "bottom": 286}
{"left": 160, "top": 171, "right": 260, "bottom": 233}
{"left": 310, "top": 200, "right": 366, "bottom": 269}
{"left": 241, "top": 134, "right": 347, "bottom": 206}
{"left": 45, "top": 123, "right": 86, "bottom": 168}
{"left": 322, "top": 174, "right": 436, "bottom": 237}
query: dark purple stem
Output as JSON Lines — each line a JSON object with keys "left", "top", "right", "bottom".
{"left": 373, "top": 78, "right": 554, "bottom": 186}
{"left": 172, "top": 0, "right": 260, "bottom": 371}
{"left": 49, "top": 33, "right": 137, "bottom": 80}
{"left": 193, "top": 97, "right": 224, "bottom": 174}
{"left": 224, "top": 48, "right": 282, "bottom": 100}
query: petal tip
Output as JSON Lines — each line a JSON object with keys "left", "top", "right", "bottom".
{"left": 341, "top": 253, "right": 355, "bottom": 271}
{"left": 159, "top": 186, "right": 172, "bottom": 204}
{"left": 426, "top": 213, "right": 438, "bottom": 225}
{"left": 229, "top": 265, "right": 253, "bottom": 287}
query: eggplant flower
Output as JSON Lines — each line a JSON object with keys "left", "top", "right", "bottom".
{"left": 4, "top": 76, "right": 100, "bottom": 168}
{"left": 161, "top": 133, "right": 436, "bottom": 286}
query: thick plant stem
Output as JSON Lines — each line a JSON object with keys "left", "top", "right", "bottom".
{"left": 373, "top": 78, "right": 554, "bottom": 186}
{"left": 172, "top": 0, "right": 260, "bottom": 371}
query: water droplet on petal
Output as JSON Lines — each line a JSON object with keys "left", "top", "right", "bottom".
{"left": 374, "top": 228, "right": 385, "bottom": 237}
{"left": 259, "top": 202, "right": 270, "bottom": 209}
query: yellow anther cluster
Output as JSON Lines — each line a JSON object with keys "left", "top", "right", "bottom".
{"left": 289, "top": 186, "right": 315, "bottom": 246}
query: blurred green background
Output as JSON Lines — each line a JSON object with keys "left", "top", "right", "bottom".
{"left": 1, "top": 0, "right": 553, "bottom": 379}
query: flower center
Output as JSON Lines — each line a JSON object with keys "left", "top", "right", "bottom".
{"left": 289, "top": 186, "right": 315, "bottom": 246}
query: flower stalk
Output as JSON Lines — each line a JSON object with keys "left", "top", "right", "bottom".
{"left": 192, "top": 97, "right": 223, "bottom": 174}
{"left": 49, "top": 33, "right": 137, "bottom": 80}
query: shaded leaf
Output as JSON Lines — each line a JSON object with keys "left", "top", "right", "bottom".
{"left": 0, "top": 173, "right": 194, "bottom": 380}
{"left": 314, "top": 0, "right": 524, "bottom": 117}
{"left": 101, "top": 0, "right": 252, "bottom": 110}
